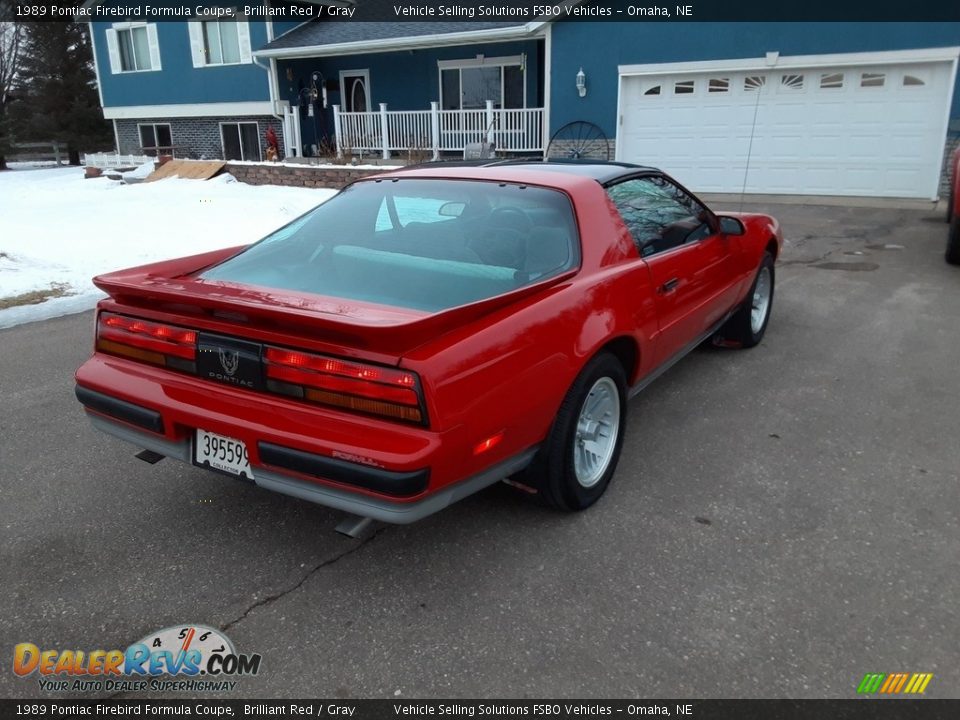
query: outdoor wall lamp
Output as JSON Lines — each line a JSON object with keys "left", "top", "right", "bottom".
{"left": 576, "top": 67, "right": 587, "bottom": 97}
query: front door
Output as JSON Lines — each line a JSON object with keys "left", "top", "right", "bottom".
{"left": 340, "top": 70, "right": 370, "bottom": 112}
{"left": 606, "top": 174, "right": 740, "bottom": 365}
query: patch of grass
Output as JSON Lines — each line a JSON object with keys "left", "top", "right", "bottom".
{"left": 0, "top": 282, "right": 73, "bottom": 310}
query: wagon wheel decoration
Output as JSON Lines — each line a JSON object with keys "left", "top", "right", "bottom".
{"left": 546, "top": 121, "right": 611, "bottom": 161}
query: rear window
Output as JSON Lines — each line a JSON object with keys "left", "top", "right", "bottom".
{"left": 200, "top": 179, "right": 579, "bottom": 312}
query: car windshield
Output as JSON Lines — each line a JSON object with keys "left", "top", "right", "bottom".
{"left": 200, "top": 178, "right": 580, "bottom": 312}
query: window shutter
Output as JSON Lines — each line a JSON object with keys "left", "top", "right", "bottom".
{"left": 237, "top": 21, "right": 252, "bottom": 64}
{"left": 105, "top": 29, "right": 121, "bottom": 73}
{"left": 146, "top": 24, "right": 161, "bottom": 70}
{"left": 188, "top": 22, "right": 205, "bottom": 67}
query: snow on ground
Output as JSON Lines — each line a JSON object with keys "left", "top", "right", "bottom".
{"left": 0, "top": 166, "right": 334, "bottom": 329}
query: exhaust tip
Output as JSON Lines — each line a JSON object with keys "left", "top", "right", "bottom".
{"left": 135, "top": 449, "right": 165, "bottom": 465}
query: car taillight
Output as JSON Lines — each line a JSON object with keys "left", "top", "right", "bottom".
{"left": 264, "top": 347, "right": 425, "bottom": 424}
{"left": 96, "top": 312, "right": 197, "bottom": 371}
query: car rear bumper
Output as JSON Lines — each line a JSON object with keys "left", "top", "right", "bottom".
{"left": 74, "top": 353, "right": 538, "bottom": 522}
{"left": 81, "top": 409, "right": 536, "bottom": 524}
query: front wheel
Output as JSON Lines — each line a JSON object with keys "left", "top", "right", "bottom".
{"left": 522, "top": 353, "right": 627, "bottom": 511}
{"left": 947, "top": 217, "right": 960, "bottom": 266}
{"left": 718, "top": 252, "right": 775, "bottom": 348}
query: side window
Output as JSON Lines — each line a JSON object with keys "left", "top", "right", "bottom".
{"left": 606, "top": 176, "right": 709, "bottom": 257}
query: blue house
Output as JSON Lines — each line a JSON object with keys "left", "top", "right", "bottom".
{"left": 85, "top": 1, "right": 960, "bottom": 199}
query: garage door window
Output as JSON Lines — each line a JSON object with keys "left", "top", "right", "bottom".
{"left": 861, "top": 72, "right": 885, "bottom": 87}
{"left": 607, "top": 176, "right": 710, "bottom": 257}
{"left": 820, "top": 73, "right": 844, "bottom": 89}
{"left": 744, "top": 76, "right": 766, "bottom": 91}
{"left": 781, "top": 74, "right": 804, "bottom": 90}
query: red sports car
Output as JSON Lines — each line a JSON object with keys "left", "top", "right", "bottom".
{"left": 75, "top": 162, "right": 782, "bottom": 525}
{"left": 946, "top": 145, "right": 960, "bottom": 265}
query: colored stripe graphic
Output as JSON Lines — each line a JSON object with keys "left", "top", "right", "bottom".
{"left": 912, "top": 674, "right": 933, "bottom": 694}
{"left": 857, "top": 673, "right": 886, "bottom": 694}
{"left": 858, "top": 672, "right": 932, "bottom": 694}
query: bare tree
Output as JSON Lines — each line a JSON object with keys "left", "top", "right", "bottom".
{"left": 0, "top": 20, "right": 24, "bottom": 170}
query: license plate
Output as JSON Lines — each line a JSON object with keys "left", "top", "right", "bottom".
{"left": 194, "top": 429, "right": 253, "bottom": 480}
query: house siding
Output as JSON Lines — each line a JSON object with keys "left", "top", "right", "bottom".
{"left": 92, "top": 15, "right": 273, "bottom": 108}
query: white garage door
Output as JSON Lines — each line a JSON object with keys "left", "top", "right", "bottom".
{"left": 617, "top": 50, "right": 958, "bottom": 199}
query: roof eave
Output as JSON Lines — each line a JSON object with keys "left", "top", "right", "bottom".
{"left": 254, "top": 24, "right": 544, "bottom": 59}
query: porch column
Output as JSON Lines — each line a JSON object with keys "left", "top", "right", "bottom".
{"left": 332, "top": 105, "right": 343, "bottom": 158}
{"left": 430, "top": 101, "right": 440, "bottom": 161}
{"left": 379, "top": 103, "right": 391, "bottom": 160}
{"left": 485, "top": 100, "right": 495, "bottom": 145}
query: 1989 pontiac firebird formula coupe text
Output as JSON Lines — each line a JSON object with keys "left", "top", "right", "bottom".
{"left": 75, "top": 162, "right": 782, "bottom": 524}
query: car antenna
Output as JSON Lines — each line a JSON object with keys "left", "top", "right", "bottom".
{"left": 739, "top": 74, "right": 765, "bottom": 213}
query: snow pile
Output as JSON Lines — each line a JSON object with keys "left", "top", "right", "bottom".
{"left": 0, "top": 166, "right": 334, "bottom": 329}
{"left": 120, "top": 160, "right": 157, "bottom": 182}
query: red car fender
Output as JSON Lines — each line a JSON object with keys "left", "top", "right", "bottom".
{"left": 400, "top": 185, "right": 659, "bottom": 483}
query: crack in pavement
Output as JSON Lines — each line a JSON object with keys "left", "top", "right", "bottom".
{"left": 220, "top": 525, "right": 390, "bottom": 634}
{"left": 104, "top": 525, "right": 390, "bottom": 701}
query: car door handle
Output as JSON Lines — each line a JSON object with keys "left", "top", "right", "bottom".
{"left": 658, "top": 278, "right": 680, "bottom": 294}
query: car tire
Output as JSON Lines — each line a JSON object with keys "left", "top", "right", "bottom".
{"left": 719, "top": 252, "right": 775, "bottom": 348}
{"left": 947, "top": 217, "right": 960, "bottom": 266}
{"left": 522, "top": 353, "right": 628, "bottom": 512}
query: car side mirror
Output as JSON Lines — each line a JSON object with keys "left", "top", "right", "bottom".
{"left": 718, "top": 216, "right": 746, "bottom": 236}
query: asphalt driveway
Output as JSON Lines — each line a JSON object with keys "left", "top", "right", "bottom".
{"left": 1, "top": 200, "right": 958, "bottom": 699}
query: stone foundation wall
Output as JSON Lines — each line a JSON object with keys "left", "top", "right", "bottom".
{"left": 224, "top": 163, "right": 393, "bottom": 189}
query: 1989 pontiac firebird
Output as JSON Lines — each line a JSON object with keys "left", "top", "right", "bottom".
{"left": 75, "top": 162, "right": 782, "bottom": 523}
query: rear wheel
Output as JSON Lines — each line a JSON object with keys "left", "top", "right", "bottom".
{"left": 947, "top": 217, "right": 960, "bottom": 265}
{"left": 718, "top": 252, "right": 775, "bottom": 348}
{"left": 522, "top": 353, "right": 627, "bottom": 511}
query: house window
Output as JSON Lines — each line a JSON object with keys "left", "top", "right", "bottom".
{"left": 203, "top": 21, "right": 241, "bottom": 65}
{"left": 138, "top": 123, "right": 172, "bottom": 156}
{"left": 107, "top": 24, "right": 160, "bottom": 73}
{"left": 189, "top": 21, "right": 251, "bottom": 68}
{"left": 438, "top": 56, "right": 526, "bottom": 110}
{"left": 221, "top": 122, "right": 261, "bottom": 162}
{"left": 118, "top": 27, "right": 150, "bottom": 71}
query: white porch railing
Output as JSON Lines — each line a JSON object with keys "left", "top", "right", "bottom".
{"left": 333, "top": 101, "right": 545, "bottom": 159}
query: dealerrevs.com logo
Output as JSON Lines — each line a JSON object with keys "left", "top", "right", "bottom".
{"left": 14, "top": 624, "right": 261, "bottom": 693}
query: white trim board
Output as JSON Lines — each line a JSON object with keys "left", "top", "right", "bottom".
{"left": 103, "top": 102, "right": 276, "bottom": 120}
{"left": 88, "top": 24, "right": 105, "bottom": 107}
{"left": 254, "top": 26, "right": 544, "bottom": 59}
{"left": 618, "top": 47, "right": 960, "bottom": 77}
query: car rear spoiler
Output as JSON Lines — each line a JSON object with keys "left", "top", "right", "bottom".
{"left": 92, "top": 246, "right": 575, "bottom": 358}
